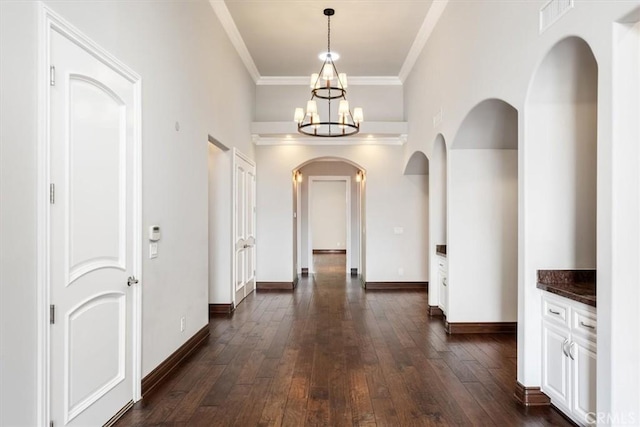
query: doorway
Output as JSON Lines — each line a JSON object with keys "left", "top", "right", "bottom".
{"left": 293, "top": 158, "right": 365, "bottom": 279}
{"left": 308, "top": 176, "right": 351, "bottom": 274}
{"left": 39, "top": 7, "right": 142, "bottom": 426}
{"left": 232, "top": 149, "right": 257, "bottom": 305}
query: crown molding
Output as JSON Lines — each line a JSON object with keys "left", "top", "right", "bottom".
{"left": 209, "top": 0, "right": 448, "bottom": 86}
{"left": 399, "top": 0, "right": 449, "bottom": 83}
{"left": 208, "top": 0, "right": 260, "bottom": 82}
{"left": 256, "top": 76, "right": 403, "bottom": 86}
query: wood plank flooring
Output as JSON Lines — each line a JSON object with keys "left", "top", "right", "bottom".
{"left": 115, "top": 254, "right": 571, "bottom": 426}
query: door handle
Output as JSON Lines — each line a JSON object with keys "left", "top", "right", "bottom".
{"left": 127, "top": 276, "right": 139, "bottom": 287}
{"left": 562, "top": 338, "right": 569, "bottom": 357}
{"left": 569, "top": 342, "right": 576, "bottom": 360}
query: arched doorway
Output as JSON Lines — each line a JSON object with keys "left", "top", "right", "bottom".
{"left": 292, "top": 157, "right": 367, "bottom": 279}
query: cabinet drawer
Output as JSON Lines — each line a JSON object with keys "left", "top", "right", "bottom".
{"left": 542, "top": 297, "right": 569, "bottom": 327}
{"left": 572, "top": 308, "right": 596, "bottom": 340}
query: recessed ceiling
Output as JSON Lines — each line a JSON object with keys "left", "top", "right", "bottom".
{"left": 223, "top": 0, "right": 434, "bottom": 77}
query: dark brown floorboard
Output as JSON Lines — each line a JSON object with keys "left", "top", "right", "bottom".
{"left": 115, "top": 254, "right": 571, "bottom": 427}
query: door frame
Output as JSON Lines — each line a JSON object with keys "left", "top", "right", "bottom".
{"left": 307, "top": 176, "right": 352, "bottom": 274}
{"left": 37, "top": 5, "right": 143, "bottom": 425}
{"left": 231, "top": 148, "right": 256, "bottom": 306}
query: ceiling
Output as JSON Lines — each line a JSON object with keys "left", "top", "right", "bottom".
{"left": 221, "top": 0, "right": 435, "bottom": 78}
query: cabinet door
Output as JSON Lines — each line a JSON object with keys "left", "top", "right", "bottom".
{"left": 439, "top": 269, "right": 447, "bottom": 315}
{"left": 571, "top": 335, "right": 597, "bottom": 424}
{"left": 542, "top": 321, "right": 571, "bottom": 410}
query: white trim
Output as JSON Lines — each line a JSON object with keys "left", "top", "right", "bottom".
{"left": 296, "top": 181, "right": 302, "bottom": 275}
{"left": 37, "top": 4, "right": 143, "bottom": 424}
{"left": 256, "top": 76, "right": 403, "bottom": 86}
{"left": 253, "top": 136, "right": 407, "bottom": 146}
{"left": 37, "top": 5, "right": 51, "bottom": 425}
{"left": 308, "top": 176, "right": 352, "bottom": 274}
{"left": 399, "top": 0, "right": 449, "bottom": 83}
{"left": 208, "top": 0, "right": 260, "bottom": 82}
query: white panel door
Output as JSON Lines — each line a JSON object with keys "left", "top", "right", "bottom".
{"left": 541, "top": 321, "right": 571, "bottom": 411}
{"left": 233, "top": 150, "right": 256, "bottom": 304}
{"left": 571, "top": 335, "right": 597, "bottom": 423}
{"left": 49, "top": 29, "right": 137, "bottom": 426}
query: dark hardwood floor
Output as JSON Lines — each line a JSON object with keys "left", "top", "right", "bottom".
{"left": 115, "top": 254, "right": 571, "bottom": 426}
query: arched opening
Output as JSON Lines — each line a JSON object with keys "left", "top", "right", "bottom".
{"left": 428, "top": 135, "right": 447, "bottom": 314}
{"left": 292, "top": 157, "right": 366, "bottom": 279}
{"left": 520, "top": 36, "right": 598, "bottom": 410}
{"left": 448, "top": 99, "right": 519, "bottom": 330}
{"left": 403, "top": 150, "right": 430, "bottom": 293}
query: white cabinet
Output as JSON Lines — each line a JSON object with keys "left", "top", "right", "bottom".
{"left": 541, "top": 292, "right": 596, "bottom": 426}
{"left": 437, "top": 256, "right": 447, "bottom": 315}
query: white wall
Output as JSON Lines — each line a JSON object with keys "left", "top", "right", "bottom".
{"left": 299, "top": 161, "right": 360, "bottom": 269}
{"left": 0, "top": 1, "right": 255, "bottom": 424}
{"left": 208, "top": 144, "right": 233, "bottom": 304}
{"left": 527, "top": 37, "right": 597, "bottom": 270}
{"left": 310, "top": 180, "right": 347, "bottom": 250}
{"left": 255, "top": 144, "right": 429, "bottom": 284}
{"left": 448, "top": 150, "right": 518, "bottom": 322}
{"left": 428, "top": 135, "right": 447, "bottom": 307}
{"left": 402, "top": 0, "right": 640, "bottom": 419}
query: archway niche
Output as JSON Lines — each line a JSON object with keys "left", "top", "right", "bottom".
{"left": 428, "top": 135, "right": 447, "bottom": 312}
{"left": 403, "top": 150, "right": 430, "bottom": 293}
{"left": 448, "top": 99, "right": 519, "bottom": 327}
{"left": 518, "top": 36, "right": 598, "bottom": 387}
{"left": 527, "top": 37, "right": 597, "bottom": 270}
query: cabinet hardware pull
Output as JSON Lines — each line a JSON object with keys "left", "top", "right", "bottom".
{"left": 549, "top": 309, "right": 561, "bottom": 315}
{"left": 562, "top": 339, "right": 569, "bottom": 357}
{"left": 579, "top": 321, "right": 595, "bottom": 330}
{"left": 569, "top": 342, "right": 576, "bottom": 360}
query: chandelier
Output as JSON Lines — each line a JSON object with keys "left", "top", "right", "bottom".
{"left": 294, "top": 8, "right": 363, "bottom": 137}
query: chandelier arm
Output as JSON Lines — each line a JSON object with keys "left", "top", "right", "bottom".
{"left": 298, "top": 121, "right": 360, "bottom": 137}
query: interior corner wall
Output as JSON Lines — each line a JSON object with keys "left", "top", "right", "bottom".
{"left": 448, "top": 149, "right": 518, "bottom": 322}
{"left": 255, "top": 144, "right": 429, "bottom": 284}
{"left": 0, "top": 1, "right": 255, "bottom": 424}
{"left": 208, "top": 144, "right": 232, "bottom": 304}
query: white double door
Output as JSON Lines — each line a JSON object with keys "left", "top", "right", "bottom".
{"left": 233, "top": 150, "right": 257, "bottom": 305}
{"left": 48, "top": 26, "right": 139, "bottom": 426}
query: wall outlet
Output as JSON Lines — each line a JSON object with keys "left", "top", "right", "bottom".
{"left": 398, "top": 268, "right": 404, "bottom": 276}
{"left": 180, "top": 316, "right": 186, "bottom": 332}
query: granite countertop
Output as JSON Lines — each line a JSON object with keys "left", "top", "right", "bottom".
{"left": 436, "top": 244, "right": 447, "bottom": 257}
{"left": 536, "top": 270, "right": 596, "bottom": 307}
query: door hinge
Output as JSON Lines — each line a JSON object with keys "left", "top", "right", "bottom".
{"left": 49, "top": 183, "right": 55, "bottom": 204}
{"left": 50, "top": 66, "right": 55, "bottom": 86}
{"left": 50, "top": 305, "right": 55, "bottom": 324}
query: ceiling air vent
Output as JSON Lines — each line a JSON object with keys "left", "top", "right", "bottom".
{"left": 540, "top": 0, "right": 574, "bottom": 33}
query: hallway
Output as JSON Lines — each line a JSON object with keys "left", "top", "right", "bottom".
{"left": 116, "top": 255, "right": 570, "bottom": 426}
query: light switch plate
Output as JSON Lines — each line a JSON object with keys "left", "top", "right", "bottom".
{"left": 394, "top": 227, "right": 404, "bottom": 235}
{"left": 149, "top": 242, "right": 158, "bottom": 259}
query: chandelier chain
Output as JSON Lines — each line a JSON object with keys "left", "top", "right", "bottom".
{"left": 327, "top": 13, "right": 331, "bottom": 53}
